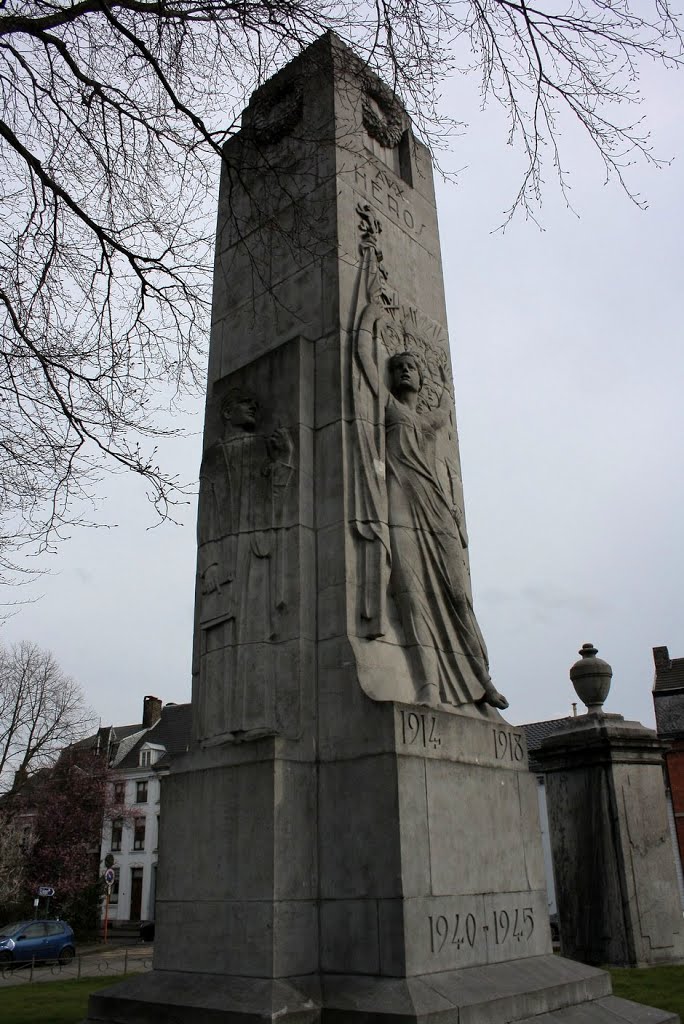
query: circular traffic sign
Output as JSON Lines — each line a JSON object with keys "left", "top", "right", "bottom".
{"left": 104, "top": 868, "right": 115, "bottom": 886}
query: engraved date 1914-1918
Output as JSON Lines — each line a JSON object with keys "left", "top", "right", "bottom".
{"left": 493, "top": 727, "right": 525, "bottom": 762}
{"left": 400, "top": 710, "right": 441, "bottom": 749}
{"left": 429, "top": 905, "right": 534, "bottom": 955}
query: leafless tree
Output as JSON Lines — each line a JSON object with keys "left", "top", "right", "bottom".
{"left": 454, "top": 3, "right": 683, "bottom": 221}
{"left": 0, "top": 812, "right": 27, "bottom": 905}
{"left": 0, "top": 641, "right": 94, "bottom": 794}
{"left": 1, "top": 1, "right": 681, "bottom": 568}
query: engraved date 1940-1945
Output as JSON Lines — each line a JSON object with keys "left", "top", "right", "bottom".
{"left": 428, "top": 905, "right": 535, "bottom": 955}
{"left": 400, "top": 710, "right": 441, "bottom": 749}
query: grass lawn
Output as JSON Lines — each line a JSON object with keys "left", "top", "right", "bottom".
{"left": 609, "top": 966, "right": 684, "bottom": 1020}
{"left": 0, "top": 974, "right": 132, "bottom": 1024}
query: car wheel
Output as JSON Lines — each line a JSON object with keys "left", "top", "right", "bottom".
{"left": 58, "top": 946, "right": 75, "bottom": 966}
{"left": 0, "top": 951, "right": 13, "bottom": 972}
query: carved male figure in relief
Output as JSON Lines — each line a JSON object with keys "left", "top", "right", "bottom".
{"left": 351, "top": 204, "right": 507, "bottom": 711}
{"left": 196, "top": 389, "right": 294, "bottom": 740}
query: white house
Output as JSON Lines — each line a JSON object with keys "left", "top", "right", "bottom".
{"left": 99, "top": 697, "right": 191, "bottom": 929}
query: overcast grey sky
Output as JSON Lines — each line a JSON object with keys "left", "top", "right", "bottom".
{"left": 2, "top": 54, "right": 682, "bottom": 733}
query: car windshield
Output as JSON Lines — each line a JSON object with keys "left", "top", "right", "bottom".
{"left": 0, "top": 921, "right": 26, "bottom": 937}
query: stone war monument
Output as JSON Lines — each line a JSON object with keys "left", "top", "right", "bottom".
{"left": 86, "top": 33, "right": 677, "bottom": 1024}
{"left": 538, "top": 644, "right": 684, "bottom": 968}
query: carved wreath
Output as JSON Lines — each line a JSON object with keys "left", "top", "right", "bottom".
{"left": 401, "top": 309, "right": 451, "bottom": 413}
{"left": 361, "top": 79, "right": 406, "bottom": 149}
{"left": 249, "top": 80, "right": 303, "bottom": 145}
{"left": 377, "top": 306, "right": 450, "bottom": 414}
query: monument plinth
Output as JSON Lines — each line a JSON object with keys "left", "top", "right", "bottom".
{"left": 538, "top": 645, "right": 684, "bottom": 968}
{"left": 86, "top": 34, "right": 677, "bottom": 1024}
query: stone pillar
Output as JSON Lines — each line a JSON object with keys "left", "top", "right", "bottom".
{"left": 86, "top": 38, "right": 677, "bottom": 1024}
{"left": 537, "top": 644, "right": 684, "bottom": 967}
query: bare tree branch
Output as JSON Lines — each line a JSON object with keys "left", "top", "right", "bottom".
{"left": 0, "top": 813, "right": 27, "bottom": 904}
{"left": 0, "top": 641, "right": 94, "bottom": 793}
{"left": 0, "top": 0, "right": 681, "bottom": 571}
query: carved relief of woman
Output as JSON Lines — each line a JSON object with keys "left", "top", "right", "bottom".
{"left": 383, "top": 352, "right": 508, "bottom": 709}
{"left": 350, "top": 202, "right": 506, "bottom": 710}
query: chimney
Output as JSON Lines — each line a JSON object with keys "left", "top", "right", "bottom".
{"left": 142, "top": 695, "right": 163, "bottom": 728}
{"left": 653, "top": 647, "right": 671, "bottom": 675}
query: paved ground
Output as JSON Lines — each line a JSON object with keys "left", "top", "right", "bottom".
{"left": 0, "top": 941, "right": 153, "bottom": 987}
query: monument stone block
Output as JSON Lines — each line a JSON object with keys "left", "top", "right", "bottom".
{"left": 539, "top": 709, "right": 684, "bottom": 967}
{"left": 86, "top": 33, "right": 679, "bottom": 1024}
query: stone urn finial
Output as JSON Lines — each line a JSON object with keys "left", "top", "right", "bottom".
{"left": 569, "top": 643, "right": 612, "bottom": 715}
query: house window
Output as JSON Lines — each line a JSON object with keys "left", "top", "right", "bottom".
{"left": 111, "top": 819, "right": 123, "bottom": 853}
{"left": 109, "top": 868, "right": 120, "bottom": 905}
{"left": 136, "top": 780, "right": 148, "bottom": 803}
{"left": 113, "top": 782, "right": 125, "bottom": 804}
{"left": 140, "top": 750, "right": 151, "bottom": 767}
{"left": 133, "top": 817, "right": 146, "bottom": 851}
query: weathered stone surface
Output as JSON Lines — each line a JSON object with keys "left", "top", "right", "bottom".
{"left": 85, "top": 959, "right": 676, "bottom": 1024}
{"left": 316, "top": 701, "right": 553, "bottom": 979}
{"left": 86, "top": 972, "right": 322, "bottom": 1024}
{"left": 538, "top": 713, "right": 684, "bottom": 967}
{"left": 193, "top": 336, "right": 314, "bottom": 743}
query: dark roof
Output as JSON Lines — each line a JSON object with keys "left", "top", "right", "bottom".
{"left": 521, "top": 717, "right": 576, "bottom": 774}
{"left": 653, "top": 646, "right": 684, "bottom": 693}
{"left": 116, "top": 703, "right": 192, "bottom": 771}
{"left": 0, "top": 765, "right": 53, "bottom": 807}
{"left": 70, "top": 723, "right": 146, "bottom": 754}
{"left": 66, "top": 723, "right": 150, "bottom": 773}
{"left": 111, "top": 724, "right": 148, "bottom": 740}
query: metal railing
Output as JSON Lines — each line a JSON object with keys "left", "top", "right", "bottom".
{"left": 0, "top": 947, "right": 153, "bottom": 985}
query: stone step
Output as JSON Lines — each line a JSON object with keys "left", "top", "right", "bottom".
{"left": 84, "top": 955, "right": 676, "bottom": 1024}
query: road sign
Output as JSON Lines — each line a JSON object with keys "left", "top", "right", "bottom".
{"left": 104, "top": 868, "right": 115, "bottom": 886}
{"left": 37, "top": 886, "right": 55, "bottom": 898}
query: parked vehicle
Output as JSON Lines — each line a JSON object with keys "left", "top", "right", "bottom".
{"left": 0, "top": 919, "right": 76, "bottom": 967}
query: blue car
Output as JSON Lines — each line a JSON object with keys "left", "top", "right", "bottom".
{"left": 0, "top": 919, "right": 75, "bottom": 967}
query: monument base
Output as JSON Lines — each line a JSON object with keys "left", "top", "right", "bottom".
{"left": 83, "top": 702, "right": 680, "bottom": 1024}
{"left": 83, "top": 956, "right": 677, "bottom": 1024}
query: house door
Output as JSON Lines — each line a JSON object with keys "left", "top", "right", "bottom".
{"left": 130, "top": 868, "right": 144, "bottom": 922}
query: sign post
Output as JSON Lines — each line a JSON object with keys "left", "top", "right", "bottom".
{"left": 103, "top": 868, "right": 115, "bottom": 944}
{"left": 36, "top": 886, "right": 55, "bottom": 918}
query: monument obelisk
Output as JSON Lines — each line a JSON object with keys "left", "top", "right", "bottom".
{"left": 86, "top": 33, "right": 677, "bottom": 1024}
